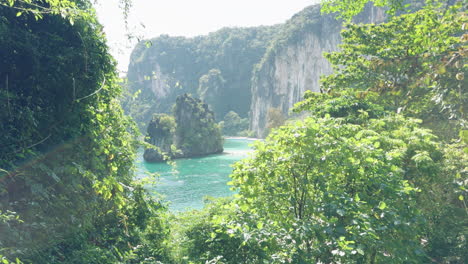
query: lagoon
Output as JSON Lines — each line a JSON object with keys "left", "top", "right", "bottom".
{"left": 136, "top": 138, "right": 255, "bottom": 211}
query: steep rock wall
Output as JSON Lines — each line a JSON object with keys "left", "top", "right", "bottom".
{"left": 250, "top": 5, "right": 385, "bottom": 137}
{"left": 143, "top": 114, "right": 176, "bottom": 162}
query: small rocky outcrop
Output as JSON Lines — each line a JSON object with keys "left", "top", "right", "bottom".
{"left": 174, "top": 94, "right": 224, "bottom": 157}
{"left": 144, "top": 94, "right": 223, "bottom": 162}
{"left": 143, "top": 114, "right": 176, "bottom": 162}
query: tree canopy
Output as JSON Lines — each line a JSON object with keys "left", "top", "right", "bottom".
{"left": 0, "top": 1, "right": 170, "bottom": 262}
{"left": 321, "top": 2, "right": 466, "bottom": 139}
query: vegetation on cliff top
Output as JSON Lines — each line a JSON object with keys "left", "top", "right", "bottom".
{"left": 144, "top": 94, "right": 223, "bottom": 162}
{"left": 124, "top": 4, "right": 345, "bottom": 131}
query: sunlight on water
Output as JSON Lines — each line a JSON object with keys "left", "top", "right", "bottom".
{"left": 136, "top": 138, "right": 256, "bottom": 211}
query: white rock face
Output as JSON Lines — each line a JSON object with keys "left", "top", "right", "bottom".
{"left": 251, "top": 29, "right": 340, "bottom": 137}
{"left": 149, "top": 64, "right": 172, "bottom": 99}
{"left": 250, "top": 5, "right": 385, "bottom": 137}
{"left": 127, "top": 56, "right": 174, "bottom": 106}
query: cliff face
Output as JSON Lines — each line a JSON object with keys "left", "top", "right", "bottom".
{"left": 250, "top": 5, "right": 386, "bottom": 137}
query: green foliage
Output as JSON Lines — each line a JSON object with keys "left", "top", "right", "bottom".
{"left": 173, "top": 2, "right": 467, "bottom": 263}
{"left": 423, "top": 142, "right": 468, "bottom": 263}
{"left": 0, "top": 254, "right": 22, "bottom": 264}
{"left": 264, "top": 107, "right": 286, "bottom": 136}
{"left": 173, "top": 91, "right": 464, "bottom": 262}
{"left": 219, "top": 111, "right": 250, "bottom": 137}
{"left": 0, "top": 1, "right": 170, "bottom": 262}
{"left": 230, "top": 108, "right": 441, "bottom": 263}
{"left": 306, "top": 1, "right": 468, "bottom": 261}
{"left": 0, "top": 0, "right": 132, "bottom": 24}
{"left": 167, "top": 198, "right": 267, "bottom": 264}
{"left": 321, "top": 3, "right": 467, "bottom": 139}
{"left": 321, "top": 0, "right": 406, "bottom": 21}
{"left": 0, "top": 0, "right": 88, "bottom": 22}
{"left": 293, "top": 90, "right": 386, "bottom": 123}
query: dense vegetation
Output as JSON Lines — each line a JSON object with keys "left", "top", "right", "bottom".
{"left": 0, "top": 0, "right": 466, "bottom": 263}
{"left": 0, "top": 1, "right": 170, "bottom": 263}
{"left": 218, "top": 111, "right": 251, "bottom": 137}
{"left": 144, "top": 94, "right": 223, "bottom": 162}
{"left": 321, "top": 2, "right": 467, "bottom": 139}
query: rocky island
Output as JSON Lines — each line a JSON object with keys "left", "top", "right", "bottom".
{"left": 144, "top": 94, "right": 223, "bottom": 162}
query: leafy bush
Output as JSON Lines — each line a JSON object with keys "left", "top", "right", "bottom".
{"left": 168, "top": 198, "right": 267, "bottom": 264}
{"left": 231, "top": 108, "right": 441, "bottom": 263}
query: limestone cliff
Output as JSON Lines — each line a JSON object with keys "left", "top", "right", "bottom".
{"left": 250, "top": 4, "right": 386, "bottom": 137}
{"left": 143, "top": 94, "right": 223, "bottom": 162}
{"left": 174, "top": 94, "right": 223, "bottom": 157}
{"left": 126, "top": 27, "right": 279, "bottom": 127}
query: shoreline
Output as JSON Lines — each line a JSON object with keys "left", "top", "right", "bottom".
{"left": 224, "top": 136, "right": 260, "bottom": 141}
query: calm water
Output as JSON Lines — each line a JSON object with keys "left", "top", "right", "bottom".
{"left": 136, "top": 138, "right": 256, "bottom": 211}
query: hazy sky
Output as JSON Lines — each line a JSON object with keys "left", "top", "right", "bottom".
{"left": 95, "top": 0, "right": 320, "bottom": 72}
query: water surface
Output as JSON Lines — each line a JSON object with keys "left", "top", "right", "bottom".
{"left": 136, "top": 138, "right": 255, "bottom": 211}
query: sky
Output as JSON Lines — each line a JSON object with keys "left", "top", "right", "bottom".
{"left": 95, "top": 0, "right": 320, "bottom": 72}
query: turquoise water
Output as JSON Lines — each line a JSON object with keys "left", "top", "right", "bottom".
{"left": 136, "top": 138, "right": 255, "bottom": 211}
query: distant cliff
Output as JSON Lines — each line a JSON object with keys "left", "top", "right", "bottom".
{"left": 126, "top": 3, "right": 385, "bottom": 137}
{"left": 125, "top": 26, "right": 279, "bottom": 129}
{"left": 144, "top": 94, "right": 223, "bottom": 162}
{"left": 250, "top": 4, "right": 385, "bottom": 137}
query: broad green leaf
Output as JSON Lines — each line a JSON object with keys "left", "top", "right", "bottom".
{"left": 378, "top": 201, "right": 387, "bottom": 210}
